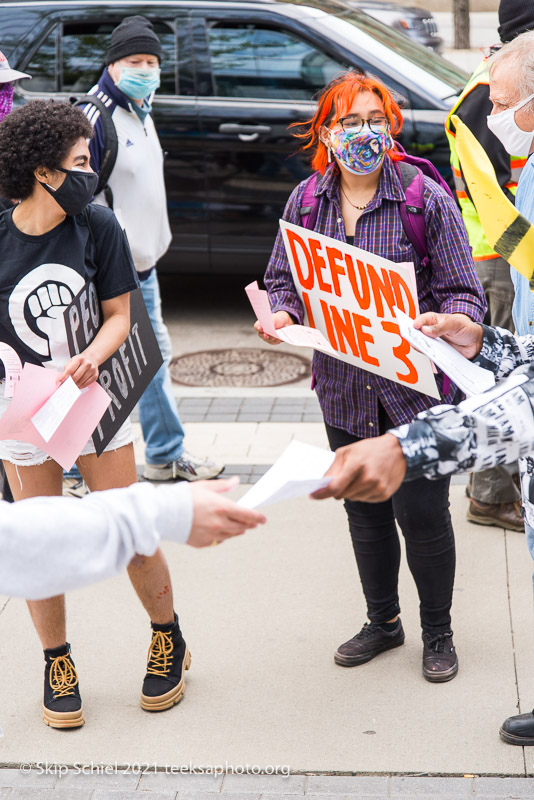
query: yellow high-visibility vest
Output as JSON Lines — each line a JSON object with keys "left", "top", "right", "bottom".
{"left": 445, "top": 58, "right": 527, "bottom": 262}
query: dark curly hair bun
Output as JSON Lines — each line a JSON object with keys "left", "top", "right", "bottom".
{"left": 0, "top": 100, "right": 93, "bottom": 200}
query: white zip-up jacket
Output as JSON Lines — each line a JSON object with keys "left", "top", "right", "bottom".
{"left": 83, "top": 68, "right": 172, "bottom": 273}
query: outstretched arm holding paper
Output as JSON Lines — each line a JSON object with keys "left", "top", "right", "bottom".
{"left": 314, "top": 315, "right": 534, "bottom": 507}
{"left": 414, "top": 312, "right": 534, "bottom": 382}
{"left": 0, "top": 478, "right": 265, "bottom": 600}
{"left": 412, "top": 312, "right": 484, "bottom": 362}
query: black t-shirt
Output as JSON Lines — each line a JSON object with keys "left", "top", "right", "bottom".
{"left": 0, "top": 203, "right": 139, "bottom": 373}
{"left": 0, "top": 197, "right": 14, "bottom": 213}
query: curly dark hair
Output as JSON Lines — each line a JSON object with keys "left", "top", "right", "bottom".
{"left": 0, "top": 100, "right": 93, "bottom": 200}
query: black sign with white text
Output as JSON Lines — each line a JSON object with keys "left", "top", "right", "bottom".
{"left": 64, "top": 284, "right": 163, "bottom": 455}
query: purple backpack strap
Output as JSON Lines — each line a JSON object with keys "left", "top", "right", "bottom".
{"left": 395, "top": 157, "right": 452, "bottom": 395}
{"left": 298, "top": 172, "right": 320, "bottom": 393}
{"left": 394, "top": 142, "right": 455, "bottom": 201}
{"left": 299, "top": 172, "right": 321, "bottom": 229}
{"left": 396, "top": 160, "right": 429, "bottom": 267}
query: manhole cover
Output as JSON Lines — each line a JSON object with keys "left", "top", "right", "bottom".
{"left": 170, "top": 348, "right": 311, "bottom": 387}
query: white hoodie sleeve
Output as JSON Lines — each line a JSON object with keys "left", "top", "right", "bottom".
{"left": 0, "top": 482, "right": 192, "bottom": 600}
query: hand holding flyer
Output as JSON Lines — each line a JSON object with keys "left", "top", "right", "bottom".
{"left": 238, "top": 440, "right": 335, "bottom": 509}
{"left": 0, "top": 362, "right": 111, "bottom": 469}
{"left": 393, "top": 308, "right": 495, "bottom": 396}
{"left": 246, "top": 281, "right": 336, "bottom": 355}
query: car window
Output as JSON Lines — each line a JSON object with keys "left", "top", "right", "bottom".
{"left": 19, "top": 20, "right": 177, "bottom": 95}
{"left": 206, "top": 23, "right": 347, "bottom": 100}
{"left": 318, "top": 12, "right": 466, "bottom": 99}
{"left": 17, "top": 25, "right": 59, "bottom": 93}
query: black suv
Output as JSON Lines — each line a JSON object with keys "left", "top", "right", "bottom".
{"left": 1, "top": 0, "right": 468, "bottom": 274}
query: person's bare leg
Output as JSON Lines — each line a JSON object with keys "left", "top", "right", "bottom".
{"left": 78, "top": 445, "right": 174, "bottom": 624}
{"left": 3, "top": 460, "right": 65, "bottom": 649}
{"left": 79, "top": 444, "right": 182, "bottom": 712}
{"left": 125, "top": 551, "right": 174, "bottom": 624}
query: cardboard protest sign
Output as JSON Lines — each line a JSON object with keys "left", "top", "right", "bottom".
{"left": 279, "top": 220, "right": 439, "bottom": 399}
{"left": 64, "top": 284, "right": 163, "bottom": 454}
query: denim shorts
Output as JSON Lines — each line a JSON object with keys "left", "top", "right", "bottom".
{"left": 0, "top": 384, "right": 133, "bottom": 466}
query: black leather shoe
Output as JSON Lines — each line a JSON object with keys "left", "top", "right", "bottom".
{"left": 334, "top": 620, "right": 405, "bottom": 667}
{"left": 500, "top": 711, "right": 534, "bottom": 745}
{"left": 422, "top": 631, "right": 458, "bottom": 683}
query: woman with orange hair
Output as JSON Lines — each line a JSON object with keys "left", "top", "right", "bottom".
{"left": 257, "top": 72, "right": 486, "bottom": 682}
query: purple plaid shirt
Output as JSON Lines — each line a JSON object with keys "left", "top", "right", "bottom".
{"left": 265, "top": 157, "right": 486, "bottom": 437}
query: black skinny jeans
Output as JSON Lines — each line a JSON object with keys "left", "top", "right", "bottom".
{"left": 326, "top": 411, "right": 456, "bottom": 635}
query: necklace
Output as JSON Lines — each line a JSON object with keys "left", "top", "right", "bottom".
{"left": 340, "top": 182, "right": 374, "bottom": 211}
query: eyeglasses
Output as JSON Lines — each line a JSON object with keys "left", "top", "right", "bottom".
{"left": 337, "top": 115, "right": 389, "bottom": 133}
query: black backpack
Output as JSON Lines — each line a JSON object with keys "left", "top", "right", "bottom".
{"left": 72, "top": 94, "right": 118, "bottom": 209}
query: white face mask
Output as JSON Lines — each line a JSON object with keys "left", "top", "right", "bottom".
{"left": 487, "top": 90, "right": 534, "bottom": 156}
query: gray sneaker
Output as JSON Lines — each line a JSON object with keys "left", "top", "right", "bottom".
{"left": 62, "top": 478, "right": 89, "bottom": 498}
{"left": 143, "top": 451, "right": 224, "bottom": 482}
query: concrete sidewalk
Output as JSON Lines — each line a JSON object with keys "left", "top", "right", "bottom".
{"left": 2, "top": 404, "right": 534, "bottom": 792}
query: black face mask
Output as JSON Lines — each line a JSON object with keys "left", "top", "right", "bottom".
{"left": 40, "top": 168, "right": 99, "bottom": 216}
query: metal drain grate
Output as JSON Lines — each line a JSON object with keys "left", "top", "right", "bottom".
{"left": 170, "top": 348, "right": 311, "bottom": 387}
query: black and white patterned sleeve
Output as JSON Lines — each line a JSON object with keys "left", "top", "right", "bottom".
{"left": 389, "top": 363, "right": 534, "bottom": 481}
{"left": 474, "top": 325, "right": 534, "bottom": 380}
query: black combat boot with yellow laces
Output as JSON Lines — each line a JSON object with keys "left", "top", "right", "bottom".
{"left": 43, "top": 643, "right": 84, "bottom": 728}
{"left": 141, "top": 613, "right": 191, "bottom": 712}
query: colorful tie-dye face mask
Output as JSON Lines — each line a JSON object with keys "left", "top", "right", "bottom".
{"left": 0, "top": 83, "right": 14, "bottom": 122}
{"left": 327, "top": 126, "right": 393, "bottom": 175}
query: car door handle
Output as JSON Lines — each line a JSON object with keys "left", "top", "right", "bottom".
{"left": 218, "top": 123, "right": 272, "bottom": 138}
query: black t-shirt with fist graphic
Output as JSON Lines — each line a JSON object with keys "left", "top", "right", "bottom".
{"left": 0, "top": 203, "right": 139, "bottom": 375}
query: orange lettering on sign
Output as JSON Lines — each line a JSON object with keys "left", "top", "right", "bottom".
{"left": 309, "top": 238, "right": 332, "bottom": 293}
{"left": 330, "top": 306, "right": 359, "bottom": 357}
{"left": 390, "top": 273, "right": 416, "bottom": 318}
{"left": 319, "top": 299, "right": 339, "bottom": 350}
{"left": 302, "top": 291, "right": 316, "bottom": 328}
{"left": 326, "top": 246, "right": 345, "bottom": 297}
{"left": 345, "top": 255, "right": 371, "bottom": 310}
{"left": 352, "top": 313, "right": 379, "bottom": 366}
{"left": 381, "top": 321, "right": 418, "bottom": 384}
{"left": 286, "top": 229, "right": 314, "bottom": 290}
{"left": 367, "top": 265, "right": 395, "bottom": 318}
